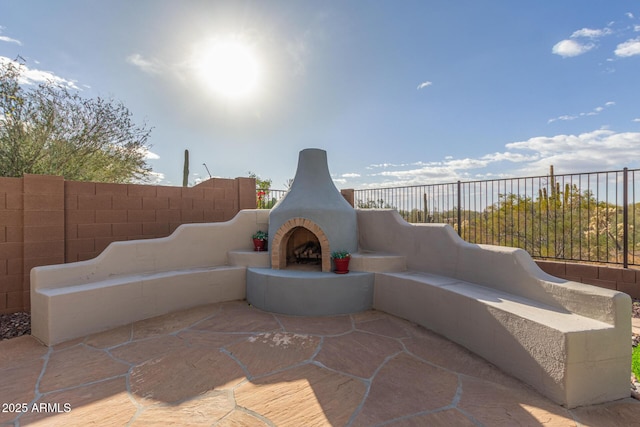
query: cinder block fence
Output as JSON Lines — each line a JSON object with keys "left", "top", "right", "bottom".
{"left": 0, "top": 174, "right": 255, "bottom": 314}
{"left": 536, "top": 260, "right": 640, "bottom": 299}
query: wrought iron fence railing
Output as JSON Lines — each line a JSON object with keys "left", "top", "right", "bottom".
{"left": 259, "top": 167, "right": 640, "bottom": 267}
{"left": 256, "top": 188, "right": 288, "bottom": 209}
{"left": 353, "top": 167, "right": 640, "bottom": 268}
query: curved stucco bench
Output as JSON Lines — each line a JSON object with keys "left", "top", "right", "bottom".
{"left": 31, "top": 210, "right": 270, "bottom": 346}
{"left": 355, "top": 209, "right": 631, "bottom": 409}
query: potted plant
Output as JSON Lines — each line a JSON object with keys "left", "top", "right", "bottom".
{"left": 331, "top": 250, "right": 351, "bottom": 274}
{"left": 252, "top": 230, "right": 268, "bottom": 251}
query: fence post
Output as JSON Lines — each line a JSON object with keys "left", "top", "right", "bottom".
{"left": 457, "top": 180, "right": 462, "bottom": 237}
{"left": 624, "top": 167, "right": 629, "bottom": 268}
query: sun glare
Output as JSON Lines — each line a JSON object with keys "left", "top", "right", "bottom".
{"left": 196, "top": 38, "right": 260, "bottom": 100}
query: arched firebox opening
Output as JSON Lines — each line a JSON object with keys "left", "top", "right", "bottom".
{"left": 286, "top": 227, "right": 321, "bottom": 271}
{"left": 271, "top": 218, "right": 331, "bottom": 272}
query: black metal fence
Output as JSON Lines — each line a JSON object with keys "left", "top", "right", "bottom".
{"left": 353, "top": 167, "right": 640, "bottom": 268}
{"left": 256, "top": 188, "right": 288, "bottom": 209}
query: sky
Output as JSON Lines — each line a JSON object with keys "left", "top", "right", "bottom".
{"left": 1, "top": 1, "right": 640, "bottom": 190}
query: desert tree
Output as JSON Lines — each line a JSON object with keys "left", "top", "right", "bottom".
{"left": 0, "top": 58, "right": 153, "bottom": 183}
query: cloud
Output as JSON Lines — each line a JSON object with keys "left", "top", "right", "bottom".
{"left": 548, "top": 115, "right": 577, "bottom": 123}
{"left": 552, "top": 39, "right": 595, "bottom": 57}
{"left": 142, "top": 171, "right": 165, "bottom": 185}
{"left": 548, "top": 101, "right": 615, "bottom": 123}
{"left": 502, "top": 129, "right": 640, "bottom": 174}
{"left": 357, "top": 129, "right": 640, "bottom": 188}
{"left": 144, "top": 149, "right": 160, "bottom": 160}
{"left": 0, "top": 35, "right": 22, "bottom": 45}
{"left": 554, "top": 15, "right": 640, "bottom": 59}
{"left": 0, "top": 56, "right": 79, "bottom": 89}
{"left": 0, "top": 26, "right": 22, "bottom": 45}
{"left": 570, "top": 28, "right": 612, "bottom": 39}
{"left": 552, "top": 24, "right": 614, "bottom": 57}
{"left": 615, "top": 37, "right": 640, "bottom": 57}
{"left": 367, "top": 161, "right": 431, "bottom": 169}
{"left": 417, "top": 81, "right": 432, "bottom": 90}
{"left": 126, "top": 53, "right": 163, "bottom": 74}
{"left": 341, "top": 173, "right": 360, "bottom": 178}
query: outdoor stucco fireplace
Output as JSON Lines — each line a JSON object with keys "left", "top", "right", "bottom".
{"left": 246, "top": 148, "right": 374, "bottom": 316}
{"left": 269, "top": 148, "right": 358, "bottom": 272}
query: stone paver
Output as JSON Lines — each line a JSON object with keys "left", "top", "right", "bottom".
{"left": 38, "top": 345, "right": 130, "bottom": 393}
{"left": 403, "top": 325, "right": 525, "bottom": 389}
{"left": 109, "top": 334, "right": 186, "bottom": 365}
{"left": 1, "top": 300, "right": 639, "bottom": 426}
{"left": 18, "top": 377, "right": 135, "bottom": 426}
{"left": 315, "top": 330, "right": 402, "bottom": 378}
{"left": 129, "top": 390, "right": 235, "bottom": 426}
{"left": 83, "top": 324, "right": 132, "bottom": 349}
{"left": 458, "top": 375, "right": 576, "bottom": 426}
{"left": 217, "top": 409, "right": 271, "bottom": 426}
{"left": 130, "top": 346, "right": 245, "bottom": 405}
{"left": 235, "top": 363, "right": 366, "bottom": 426}
{"left": 227, "top": 331, "right": 321, "bottom": 377}
{"left": 352, "top": 352, "right": 459, "bottom": 426}
{"left": 277, "top": 314, "right": 353, "bottom": 335}
{"left": 131, "top": 304, "right": 222, "bottom": 339}
{"left": 0, "top": 335, "right": 48, "bottom": 368}
{"left": 384, "top": 409, "right": 478, "bottom": 427}
{"left": 355, "top": 315, "right": 414, "bottom": 338}
{"left": 0, "top": 358, "right": 44, "bottom": 425}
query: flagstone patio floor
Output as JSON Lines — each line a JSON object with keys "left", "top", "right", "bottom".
{"left": 1, "top": 300, "right": 639, "bottom": 426}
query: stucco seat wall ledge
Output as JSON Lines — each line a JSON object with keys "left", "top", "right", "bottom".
{"left": 349, "top": 251, "right": 406, "bottom": 273}
{"left": 227, "top": 250, "right": 271, "bottom": 268}
{"left": 356, "top": 209, "right": 631, "bottom": 409}
{"left": 30, "top": 210, "right": 270, "bottom": 346}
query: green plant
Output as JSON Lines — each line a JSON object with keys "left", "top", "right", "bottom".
{"left": 633, "top": 345, "right": 640, "bottom": 381}
{"left": 0, "top": 57, "right": 153, "bottom": 182}
{"left": 252, "top": 230, "right": 268, "bottom": 241}
{"left": 331, "top": 250, "right": 351, "bottom": 259}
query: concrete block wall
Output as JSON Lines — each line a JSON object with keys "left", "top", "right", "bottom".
{"left": 64, "top": 178, "right": 255, "bottom": 262}
{"left": 0, "top": 174, "right": 256, "bottom": 314}
{"left": 536, "top": 260, "right": 640, "bottom": 299}
{"left": 0, "top": 177, "right": 26, "bottom": 314}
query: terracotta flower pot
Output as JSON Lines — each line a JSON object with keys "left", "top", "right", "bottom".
{"left": 253, "top": 238, "right": 267, "bottom": 252}
{"left": 333, "top": 257, "right": 350, "bottom": 274}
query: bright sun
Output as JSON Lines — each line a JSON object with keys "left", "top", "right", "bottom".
{"left": 196, "top": 38, "right": 260, "bottom": 100}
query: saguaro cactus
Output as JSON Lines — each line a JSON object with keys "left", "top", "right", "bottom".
{"left": 183, "top": 149, "right": 189, "bottom": 187}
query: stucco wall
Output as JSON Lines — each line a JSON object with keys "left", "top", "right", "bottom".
{"left": 0, "top": 175, "right": 256, "bottom": 314}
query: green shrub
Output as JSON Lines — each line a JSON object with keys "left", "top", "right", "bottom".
{"left": 632, "top": 346, "right": 640, "bottom": 380}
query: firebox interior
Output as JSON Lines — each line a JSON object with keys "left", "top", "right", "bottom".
{"left": 285, "top": 227, "right": 322, "bottom": 271}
